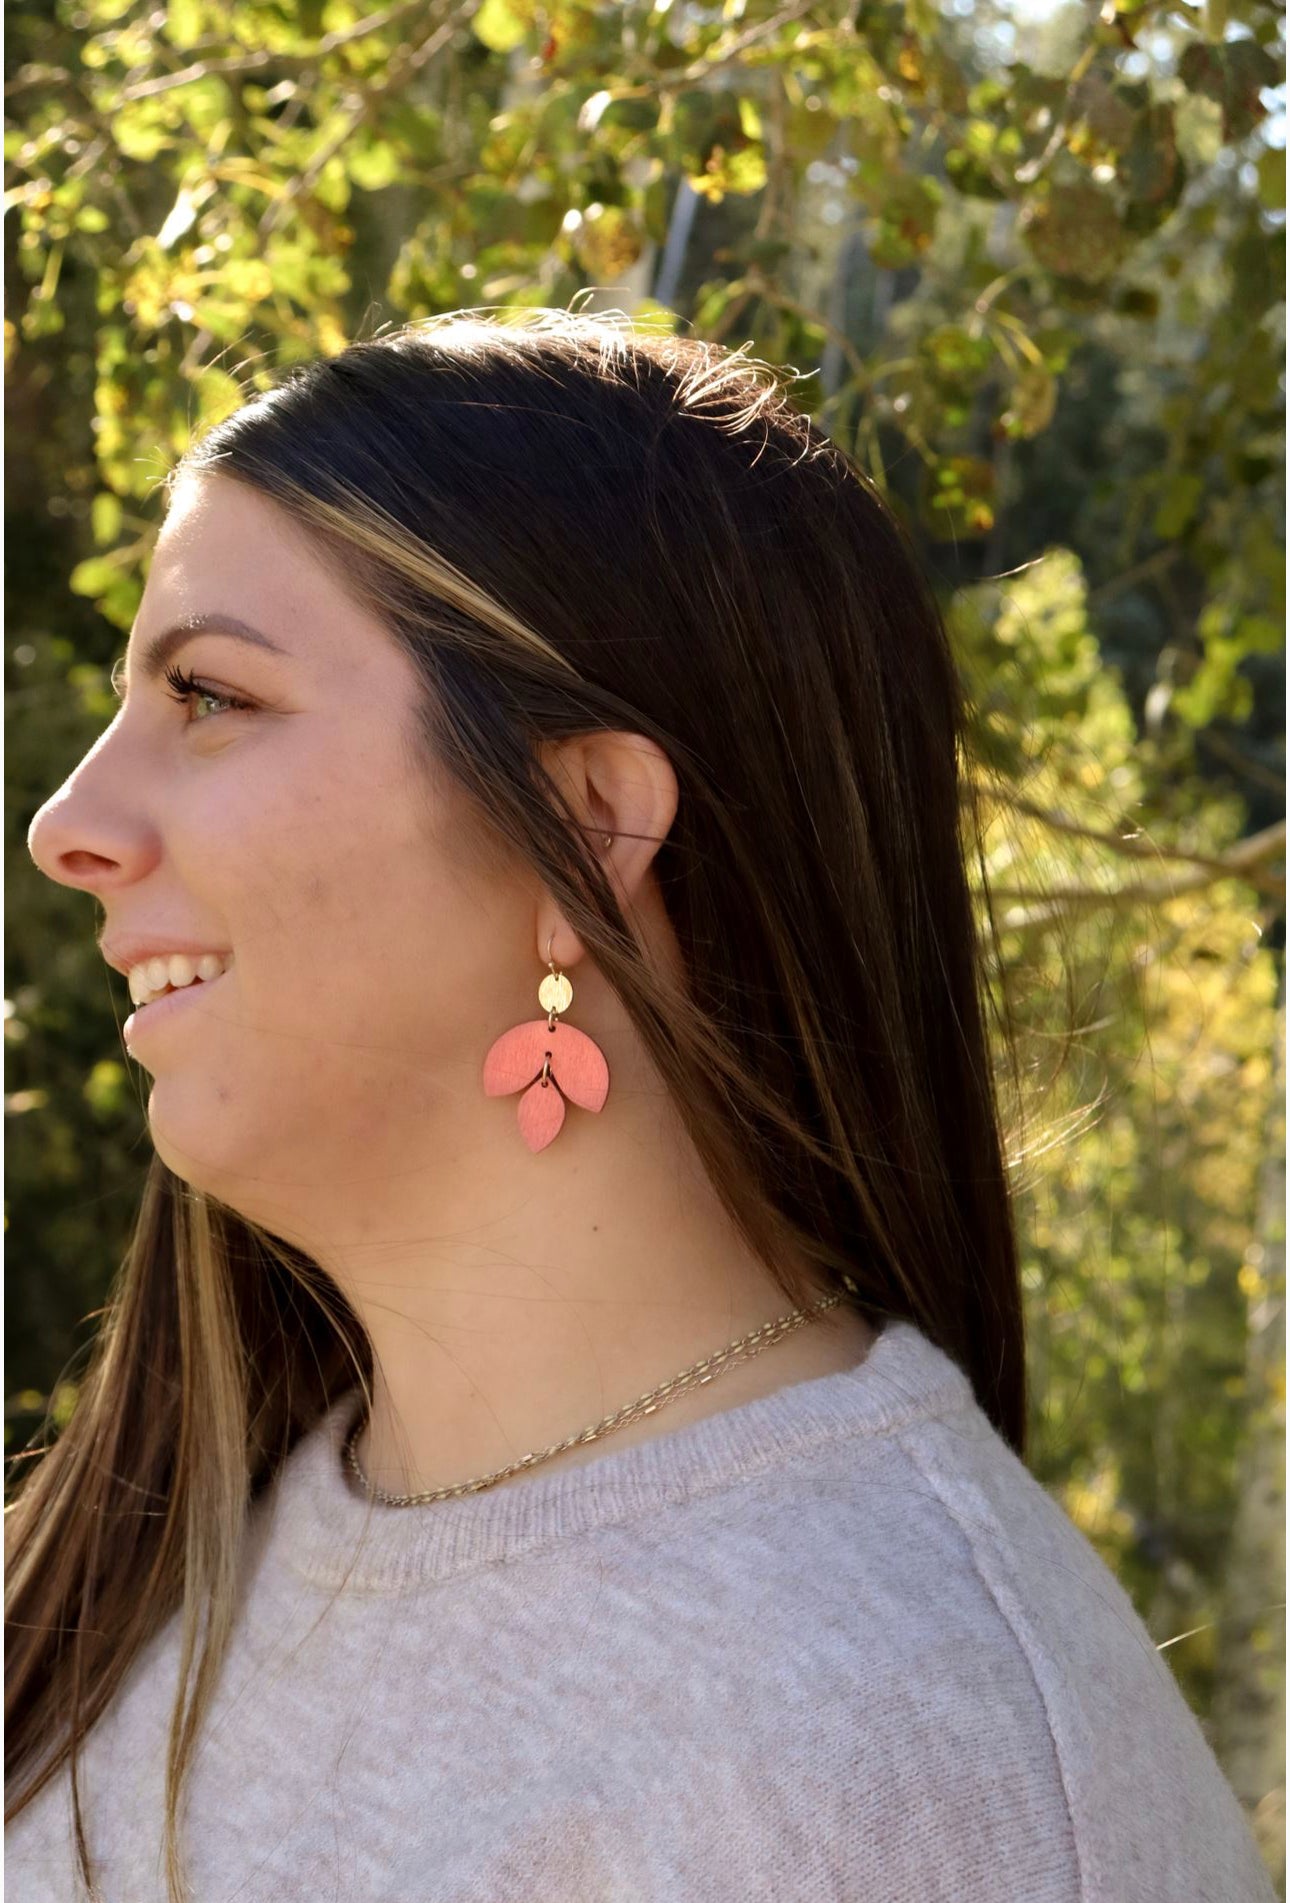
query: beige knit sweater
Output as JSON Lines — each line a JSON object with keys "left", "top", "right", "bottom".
{"left": 5, "top": 1318, "right": 1276, "bottom": 1901}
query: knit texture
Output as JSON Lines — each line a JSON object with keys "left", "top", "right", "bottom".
{"left": 6, "top": 1317, "right": 1275, "bottom": 1902}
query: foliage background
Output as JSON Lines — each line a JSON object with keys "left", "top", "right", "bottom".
{"left": 4, "top": 0, "right": 1285, "bottom": 1884}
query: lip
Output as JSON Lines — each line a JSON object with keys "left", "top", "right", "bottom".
{"left": 123, "top": 970, "right": 229, "bottom": 1047}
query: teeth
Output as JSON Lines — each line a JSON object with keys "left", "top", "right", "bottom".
{"left": 127, "top": 951, "right": 232, "bottom": 1007}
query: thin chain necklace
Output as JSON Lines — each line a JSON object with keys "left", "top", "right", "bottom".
{"left": 343, "top": 1284, "right": 852, "bottom": 1507}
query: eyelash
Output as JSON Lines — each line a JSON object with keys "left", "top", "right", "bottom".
{"left": 162, "top": 662, "right": 255, "bottom": 722}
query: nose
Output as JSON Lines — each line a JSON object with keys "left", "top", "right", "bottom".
{"left": 26, "top": 735, "right": 158, "bottom": 896}
{"left": 29, "top": 795, "right": 124, "bottom": 894}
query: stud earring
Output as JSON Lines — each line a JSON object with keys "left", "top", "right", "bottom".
{"left": 482, "top": 912, "right": 611, "bottom": 1154}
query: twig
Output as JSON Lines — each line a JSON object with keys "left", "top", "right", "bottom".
{"left": 976, "top": 792, "right": 1285, "bottom": 889}
{"left": 1195, "top": 728, "right": 1286, "bottom": 799}
{"left": 986, "top": 819, "right": 1285, "bottom": 919}
{"left": 745, "top": 269, "right": 870, "bottom": 388}
{"left": 672, "top": 0, "right": 823, "bottom": 86}
{"left": 118, "top": 0, "right": 434, "bottom": 101}
{"left": 1085, "top": 546, "right": 1182, "bottom": 607}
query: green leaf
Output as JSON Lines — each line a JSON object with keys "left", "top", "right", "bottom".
{"left": 690, "top": 140, "right": 767, "bottom": 202}
{"left": 192, "top": 367, "right": 244, "bottom": 426}
{"left": 22, "top": 298, "right": 65, "bottom": 339}
{"left": 379, "top": 100, "right": 444, "bottom": 163}
{"left": 1180, "top": 40, "right": 1280, "bottom": 143}
{"left": 313, "top": 155, "right": 351, "bottom": 212}
{"left": 84, "top": 1059, "right": 129, "bottom": 1120}
{"left": 1020, "top": 182, "right": 1128, "bottom": 285}
{"left": 786, "top": 98, "right": 838, "bottom": 161}
{"left": 737, "top": 97, "right": 762, "bottom": 141}
{"left": 1154, "top": 471, "right": 1205, "bottom": 537}
{"left": 924, "top": 324, "right": 993, "bottom": 377}
{"left": 473, "top": 0, "right": 530, "bottom": 53}
{"left": 921, "top": 455, "right": 996, "bottom": 539}
{"left": 1256, "top": 147, "right": 1284, "bottom": 212}
{"left": 629, "top": 297, "right": 680, "bottom": 334}
{"left": 67, "top": 662, "right": 114, "bottom": 720}
{"left": 184, "top": 297, "right": 257, "bottom": 343}
{"left": 91, "top": 492, "right": 123, "bottom": 546}
{"left": 1118, "top": 106, "right": 1179, "bottom": 205}
{"left": 864, "top": 175, "right": 943, "bottom": 268}
{"left": 222, "top": 258, "right": 274, "bottom": 301}
{"left": 1233, "top": 614, "right": 1285, "bottom": 657}
{"left": 69, "top": 556, "right": 124, "bottom": 599}
{"left": 165, "top": 0, "right": 204, "bottom": 48}
{"left": 998, "top": 363, "right": 1057, "bottom": 441}
{"left": 114, "top": 107, "right": 170, "bottom": 162}
{"left": 597, "top": 95, "right": 659, "bottom": 136}
{"left": 348, "top": 139, "right": 401, "bottom": 192}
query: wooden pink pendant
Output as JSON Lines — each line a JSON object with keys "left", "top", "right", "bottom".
{"left": 482, "top": 1017, "right": 610, "bottom": 1153}
{"left": 517, "top": 1075, "right": 565, "bottom": 1152}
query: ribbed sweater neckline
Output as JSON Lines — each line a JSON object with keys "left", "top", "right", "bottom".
{"left": 261, "top": 1317, "right": 976, "bottom": 1593}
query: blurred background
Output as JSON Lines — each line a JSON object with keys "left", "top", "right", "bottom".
{"left": 4, "top": 0, "right": 1285, "bottom": 1885}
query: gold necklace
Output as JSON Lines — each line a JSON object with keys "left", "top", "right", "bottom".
{"left": 343, "top": 1286, "right": 850, "bottom": 1507}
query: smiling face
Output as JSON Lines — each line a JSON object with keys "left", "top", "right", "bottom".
{"left": 26, "top": 471, "right": 530, "bottom": 1225}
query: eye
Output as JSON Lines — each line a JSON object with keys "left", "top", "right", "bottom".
{"left": 162, "top": 662, "right": 256, "bottom": 723}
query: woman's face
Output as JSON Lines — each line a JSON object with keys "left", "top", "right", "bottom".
{"left": 26, "top": 470, "right": 523, "bottom": 1224}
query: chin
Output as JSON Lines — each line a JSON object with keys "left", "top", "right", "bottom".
{"left": 146, "top": 1090, "right": 257, "bottom": 1199}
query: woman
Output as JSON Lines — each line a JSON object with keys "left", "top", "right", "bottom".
{"left": 9, "top": 309, "right": 1274, "bottom": 1902}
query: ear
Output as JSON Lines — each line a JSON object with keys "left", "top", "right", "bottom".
{"left": 535, "top": 730, "right": 679, "bottom": 967}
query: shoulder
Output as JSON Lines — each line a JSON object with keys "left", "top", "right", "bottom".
{"left": 892, "top": 1404, "right": 1275, "bottom": 1900}
{"left": 677, "top": 1390, "right": 1274, "bottom": 1903}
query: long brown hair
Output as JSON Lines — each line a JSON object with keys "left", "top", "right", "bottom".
{"left": 6, "top": 307, "right": 1027, "bottom": 1899}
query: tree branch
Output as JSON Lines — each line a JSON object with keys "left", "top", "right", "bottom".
{"left": 975, "top": 790, "right": 1285, "bottom": 889}
{"left": 982, "top": 819, "right": 1285, "bottom": 923}
{"left": 118, "top": 0, "right": 434, "bottom": 102}
{"left": 256, "top": 3, "right": 474, "bottom": 239}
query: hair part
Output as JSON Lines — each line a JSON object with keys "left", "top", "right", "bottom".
{"left": 7, "top": 306, "right": 1028, "bottom": 1899}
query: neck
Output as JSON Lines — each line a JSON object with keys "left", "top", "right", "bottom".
{"left": 187, "top": 988, "right": 877, "bottom": 1500}
{"left": 347, "top": 1287, "right": 866, "bottom": 1501}
{"left": 351, "top": 1294, "right": 879, "bottom": 1499}
{"left": 299, "top": 1101, "right": 873, "bottom": 1501}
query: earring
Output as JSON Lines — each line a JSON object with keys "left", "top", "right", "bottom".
{"left": 482, "top": 919, "right": 611, "bottom": 1154}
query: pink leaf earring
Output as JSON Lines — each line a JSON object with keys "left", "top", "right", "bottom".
{"left": 482, "top": 888, "right": 611, "bottom": 1154}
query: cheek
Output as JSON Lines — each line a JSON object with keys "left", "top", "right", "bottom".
{"left": 224, "top": 800, "right": 449, "bottom": 1011}
{"left": 188, "top": 738, "right": 471, "bottom": 1037}
{"left": 199, "top": 776, "right": 364, "bottom": 953}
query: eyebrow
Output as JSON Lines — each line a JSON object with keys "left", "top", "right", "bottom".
{"left": 114, "top": 614, "right": 289, "bottom": 698}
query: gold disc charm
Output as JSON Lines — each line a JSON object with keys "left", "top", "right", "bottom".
{"left": 538, "top": 970, "right": 573, "bottom": 1015}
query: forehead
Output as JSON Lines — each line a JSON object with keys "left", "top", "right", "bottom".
{"left": 153, "top": 472, "right": 326, "bottom": 595}
{"left": 142, "top": 472, "right": 379, "bottom": 658}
